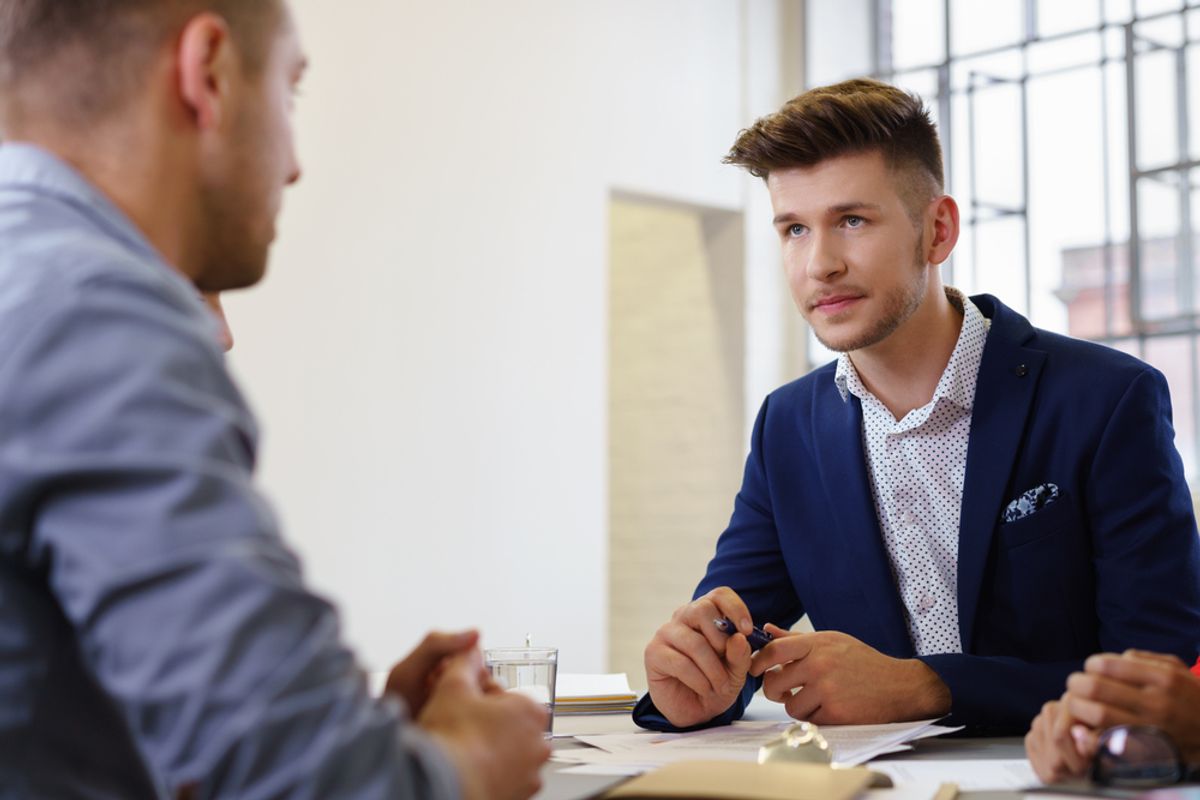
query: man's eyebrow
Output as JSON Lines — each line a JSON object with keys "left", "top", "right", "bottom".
{"left": 828, "top": 202, "right": 881, "bottom": 214}
{"left": 771, "top": 202, "right": 882, "bottom": 227}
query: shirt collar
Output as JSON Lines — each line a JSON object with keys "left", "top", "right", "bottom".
{"left": 0, "top": 142, "right": 169, "bottom": 269}
{"left": 834, "top": 286, "right": 990, "bottom": 410}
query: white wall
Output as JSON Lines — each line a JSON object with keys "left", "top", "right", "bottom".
{"left": 224, "top": 0, "right": 797, "bottom": 675}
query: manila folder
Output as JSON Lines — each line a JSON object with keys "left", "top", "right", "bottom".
{"left": 600, "top": 760, "right": 879, "bottom": 800}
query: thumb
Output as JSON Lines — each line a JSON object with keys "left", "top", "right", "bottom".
{"left": 764, "top": 623, "right": 791, "bottom": 638}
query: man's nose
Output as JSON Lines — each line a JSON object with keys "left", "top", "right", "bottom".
{"left": 805, "top": 230, "right": 844, "bottom": 281}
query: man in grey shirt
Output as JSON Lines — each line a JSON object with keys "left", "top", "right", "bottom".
{"left": 0, "top": 1, "right": 550, "bottom": 798}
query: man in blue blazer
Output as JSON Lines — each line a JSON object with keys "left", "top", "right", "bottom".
{"left": 635, "top": 79, "right": 1200, "bottom": 735}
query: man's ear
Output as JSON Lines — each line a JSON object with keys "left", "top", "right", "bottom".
{"left": 926, "top": 195, "right": 960, "bottom": 266}
{"left": 176, "top": 13, "right": 238, "bottom": 132}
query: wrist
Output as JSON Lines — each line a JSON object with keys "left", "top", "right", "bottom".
{"left": 903, "top": 658, "right": 952, "bottom": 719}
{"left": 426, "top": 730, "right": 487, "bottom": 800}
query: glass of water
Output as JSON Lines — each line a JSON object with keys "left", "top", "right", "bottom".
{"left": 483, "top": 646, "right": 558, "bottom": 738}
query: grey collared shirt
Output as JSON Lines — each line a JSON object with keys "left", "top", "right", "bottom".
{"left": 0, "top": 144, "right": 459, "bottom": 799}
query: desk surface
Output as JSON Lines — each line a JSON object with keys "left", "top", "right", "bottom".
{"left": 537, "top": 708, "right": 1030, "bottom": 800}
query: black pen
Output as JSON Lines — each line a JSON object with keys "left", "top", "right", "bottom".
{"left": 713, "top": 617, "right": 774, "bottom": 652}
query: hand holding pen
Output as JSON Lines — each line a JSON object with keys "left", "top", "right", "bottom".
{"left": 713, "top": 617, "right": 774, "bottom": 652}
{"left": 644, "top": 586, "right": 768, "bottom": 729}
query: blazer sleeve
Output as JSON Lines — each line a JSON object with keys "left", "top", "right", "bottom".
{"left": 633, "top": 395, "right": 805, "bottom": 731}
{"left": 918, "top": 367, "right": 1200, "bottom": 733}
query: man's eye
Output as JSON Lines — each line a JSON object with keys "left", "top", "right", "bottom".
{"left": 787, "top": 224, "right": 806, "bottom": 237}
{"left": 845, "top": 216, "right": 864, "bottom": 228}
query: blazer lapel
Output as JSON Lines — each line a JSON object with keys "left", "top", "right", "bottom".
{"left": 813, "top": 382, "right": 913, "bottom": 657}
{"left": 957, "top": 295, "right": 1046, "bottom": 650}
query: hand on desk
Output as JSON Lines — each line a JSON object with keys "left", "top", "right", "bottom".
{"left": 644, "top": 587, "right": 951, "bottom": 728}
{"left": 419, "top": 651, "right": 551, "bottom": 800}
{"left": 750, "top": 625, "right": 951, "bottom": 724}
{"left": 644, "top": 587, "right": 755, "bottom": 728}
{"left": 1026, "top": 650, "right": 1200, "bottom": 783}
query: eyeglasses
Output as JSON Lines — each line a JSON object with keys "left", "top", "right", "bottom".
{"left": 1091, "top": 725, "right": 1200, "bottom": 788}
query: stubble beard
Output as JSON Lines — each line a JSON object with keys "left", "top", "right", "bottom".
{"left": 810, "top": 239, "right": 930, "bottom": 354}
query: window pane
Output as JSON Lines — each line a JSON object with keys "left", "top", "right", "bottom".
{"left": 1104, "top": 58, "right": 1132, "bottom": 247}
{"left": 893, "top": 69, "right": 940, "bottom": 102}
{"left": 1137, "top": 0, "right": 1188, "bottom": 19}
{"left": 1108, "top": 337, "right": 1142, "bottom": 358}
{"left": 950, "top": 48, "right": 1023, "bottom": 95}
{"left": 968, "top": 216, "right": 1028, "bottom": 314}
{"left": 893, "top": 0, "right": 946, "bottom": 70}
{"left": 807, "top": 0, "right": 874, "bottom": 85}
{"left": 1038, "top": 0, "right": 1101, "bottom": 38}
{"left": 966, "top": 80, "right": 1024, "bottom": 212}
{"left": 950, "top": 0, "right": 1024, "bottom": 57}
{"left": 1027, "top": 30, "right": 1103, "bottom": 75}
{"left": 1059, "top": 243, "right": 1133, "bottom": 338}
{"left": 1187, "top": 40, "right": 1200, "bottom": 162}
{"left": 1136, "top": 171, "right": 1187, "bottom": 322}
{"left": 1144, "top": 334, "right": 1198, "bottom": 479}
{"left": 1105, "top": 0, "right": 1135, "bottom": 25}
{"left": 1132, "top": 39, "right": 1182, "bottom": 170}
{"left": 1028, "top": 69, "right": 1109, "bottom": 336}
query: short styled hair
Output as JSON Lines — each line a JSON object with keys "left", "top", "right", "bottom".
{"left": 0, "top": 0, "right": 281, "bottom": 128}
{"left": 724, "top": 78, "right": 944, "bottom": 212}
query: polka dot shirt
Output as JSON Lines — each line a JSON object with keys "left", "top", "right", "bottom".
{"left": 834, "top": 288, "right": 990, "bottom": 656}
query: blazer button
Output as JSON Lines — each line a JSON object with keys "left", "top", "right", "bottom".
{"left": 1015, "top": 364, "right": 1029, "bottom": 377}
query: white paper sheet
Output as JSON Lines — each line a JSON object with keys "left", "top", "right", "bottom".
{"left": 869, "top": 759, "right": 1041, "bottom": 791}
{"left": 556, "top": 673, "right": 636, "bottom": 700}
{"left": 554, "top": 718, "right": 962, "bottom": 771}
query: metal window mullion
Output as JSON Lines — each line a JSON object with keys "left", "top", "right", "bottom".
{"left": 1126, "top": 20, "right": 1145, "bottom": 331}
{"left": 939, "top": 0, "right": 954, "bottom": 286}
{"left": 1175, "top": 43, "right": 1194, "bottom": 315}
{"left": 1100, "top": 0, "right": 1117, "bottom": 337}
{"left": 1022, "top": 49, "right": 1032, "bottom": 316}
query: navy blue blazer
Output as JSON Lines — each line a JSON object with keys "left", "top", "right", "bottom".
{"left": 635, "top": 294, "right": 1200, "bottom": 734}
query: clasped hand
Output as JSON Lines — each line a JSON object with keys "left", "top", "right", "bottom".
{"left": 386, "top": 630, "right": 551, "bottom": 800}
{"left": 1026, "top": 650, "right": 1200, "bottom": 784}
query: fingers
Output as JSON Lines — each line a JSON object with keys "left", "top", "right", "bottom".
{"left": 698, "top": 587, "right": 753, "bottom": 637}
{"left": 1121, "top": 649, "right": 1187, "bottom": 669}
{"left": 435, "top": 651, "right": 487, "bottom": 697}
{"left": 1048, "top": 699, "right": 1089, "bottom": 777}
{"left": 1065, "top": 693, "right": 1140, "bottom": 730}
{"left": 785, "top": 686, "right": 823, "bottom": 722}
{"left": 658, "top": 624, "right": 729, "bottom": 694}
{"left": 1026, "top": 700, "right": 1090, "bottom": 783}
{"left": 724, "top": 631, "right": 752, "bottom": 677}
{"left": 751, "top": 632, "right": 814, "bottom": 676}
{"left": 760, "top": 657, "right": 811, "bottom": 702}
{"left": 650, "top": 643, "right": 716, "bottom": 698}
{"left": 415, "top": 630, "right": 480, "bottom": 664}
{"left": 1071, "top": 724, "right": 1099, "bottom": 760}
{"left": 1066, "top": 672, "right": 1147, "bottom": 716}
{"left": 1084, "top": 653, "right": 1182, "bottom": 689}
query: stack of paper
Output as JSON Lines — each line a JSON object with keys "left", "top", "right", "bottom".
{"left": 554, "top": 673, "right": 639, "bottom": 715}
{"left": 553, "top": 718, "right": 963, "bottom": 774}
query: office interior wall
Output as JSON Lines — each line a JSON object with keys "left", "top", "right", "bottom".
{"left": 607, "top": 198, "right": 745, "bottom": 684}
{"left": 222, "top": 0, "right": 801, "bottom": 676}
